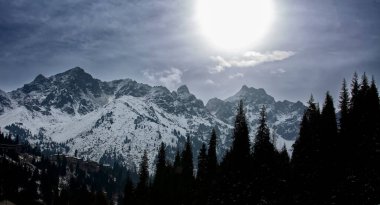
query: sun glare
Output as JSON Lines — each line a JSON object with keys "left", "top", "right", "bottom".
{"left": 196, "top": 0, "right": 275, "bottom": 51}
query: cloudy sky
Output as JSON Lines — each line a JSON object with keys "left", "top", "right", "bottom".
{"left": 1, "top": 0, "right": 380, "bottom": 104}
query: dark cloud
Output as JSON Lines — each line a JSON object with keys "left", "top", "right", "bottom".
{"left": 0, "top": 0, "right": 379, "bottom": 105}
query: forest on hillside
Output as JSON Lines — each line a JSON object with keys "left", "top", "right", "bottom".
{"left": 1, "top": 72, "right": 380, "bottom": 205}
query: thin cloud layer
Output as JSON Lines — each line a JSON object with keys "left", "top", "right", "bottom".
{"left": 209, "top": 51, "right": 295, "bottom": 73}
{"left": 229, "top": 72, "right": 244, "bottom": 79}
{"left": 270, "top": 68, "right": 286, "bottom": 75}
{"left": 144, "top": 68, "right": 183, "bottom": 90}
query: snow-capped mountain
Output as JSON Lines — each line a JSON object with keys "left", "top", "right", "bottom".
{"left": 0, "top": 67, "right": 305, "bottom": 170}
{"left": 206, "top": 85, "right": 306, "bottom": 141}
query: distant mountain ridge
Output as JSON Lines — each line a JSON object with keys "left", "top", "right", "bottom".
{"left": 0, "top": 67, "right": 306, "bottom": 169}
{"left": 207, "top": 85, "right": 305, "bottom": 140}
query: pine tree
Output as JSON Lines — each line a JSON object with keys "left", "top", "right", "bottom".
{"left": 154, "top": 142, "right": 167, "bottom": 186}
{"left": 350, "top": 72, "right": 360, "bottom": 111}
{"left": 339, "top": 79, "right": 350, "bottom": 136}
{"left": 360, "top": 73, "right": 370, "bottom": 95}
{"left": 231, "top": 100, "right": 251, "bottom": 169}
{"left": 253, "top": 106, "right": 275, "bottom": 164}
{"left": 347, "top": 73, "right": 361, "bottom": 163}
{"left": 279, "top": 145, "right": 290, "bottom": 164}
{"left": 277, "top": 145, "right": 291, "bottom": 204}
{"left": 152, "top": 142, "right": 167, "bottom": 204}
{"left": 171, "top": 149, "right": 182, "bottom": 204}
{"left": 320, "top": 92, "right": 338, "bottom": 156}
{"left": 339, "top": 78, "right": 351, "bottom": 178}
{"left": 207, "top": 128, "right": 218, "bottom": 177}
{"left": 173, "top": 149, "right": 181, "bottom": 174}
{"left": 180, "top": 136, "right": 195, "bottom": 204}
{"left": 363, "top": 76, "right": 380, "bottom": 162}
{"left": 320, "top": 92, "right": 339, "bottom": 203}
{"left": 252, "top": 106, "right": 277, "bottom": 204}
{"left": 197, "top": 143, "right": 208, "bottom": 183}
{"left": 291, "top": 95, "right": 321, "bottom": 205}
{"left": 123, "top": 175, "right": 135, "bottom": 205}
{"left": 356, "top": 73, "right": 372, "bottom": 167}
{"left": 181, "top": 136, "right": 194, "bottom": 180}
{"left": 136, "top": 150, "right": 149, "bottom": 205}
{"left": 191, "top": 143, "right": 207, "bottom": 204}
{"left": 216, "top": 100, "right": 251, "bottom": 204}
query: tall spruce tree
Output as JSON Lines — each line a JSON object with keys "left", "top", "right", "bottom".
{"left": 197, "top": 143, "right": 208, "bottom": 183}
{"left": 123, "top": 174, "right": 135, "bottom": 205}
{"left": 358, "top": 74, "right": 380, "bottom": 204}
{"left": 171, "top": 149, "right": 182, "bottom": 205}
{"left": 320, "top": 92, "right": 338, "bottom": 157}
{"left": 154, "top": 143, "right": 167, "bottom": 183}
{"left": 204, "top": 128, "right": 219, "bottom": 204}
{"left": 350, "top": 72, "right": 360, "bottom": 111}
{"left": 252, "top": 106, "right": 277, "bottom": 204}
{"left": 152, "top": 142, "right": 167, "bottom": 204}
{"left": 320, "top": 92, "right": 339, "bottom": 203}
{"left": 182, "top": 136, "right": 194, "bottom": 180}
{"left": 356, "top": 73, "right": 372, "bottom": 166}
{"left": 173, "top": 149, "right": 181, "bottom": 175}
{"left": 291, "top": 95, "right": 321, "bottom": 205}
{"left": 253, "top": 106, "right": 275, "bottom": 164}
{"left": 277, "top": 145, "right": 291, "bottom": 204}
{"left": 279, "top": 145, "right": 290, "bottom": 164}
{"left": 194, "top": 143, "right": 209, "bottom": 204}
{"left": 207, "top": 128, "right": 218, "bottom": 177}
{"left": 136, "top": 150, "right": 149, "bottom": 205}
{"left": 217, "top": 100, "right": 251, "bottom": 204}
{"left": 344, "top": 73, "right": 362, "bottom": 172}
{"left": 180, "top": 136, "right": 195, "bottom": 205}
{"left": 231, "top": 100, "right": 251, "bottom": 168}
{"left": 339, "top": 79, "right": 350, "bottom": 136}
{"left": 339, "top": 78, "right": 351, "bottom": 173}
{"left": 364, "top": 76, "right": 380, "bottom": 163}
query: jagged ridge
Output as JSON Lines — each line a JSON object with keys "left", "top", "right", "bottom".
{"left": 0, "top": 67, "right": 305, "bottom": 170}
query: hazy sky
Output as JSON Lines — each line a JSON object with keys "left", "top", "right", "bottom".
{"left": 1, "top": 0, "right": 380, "bottom": 104}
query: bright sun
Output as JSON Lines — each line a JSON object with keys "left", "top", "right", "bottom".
{"left": 196, "top": 0, "right": 275, "bottom": 51}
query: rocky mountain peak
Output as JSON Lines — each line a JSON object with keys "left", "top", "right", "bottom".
{"left": 65, "top": 66, "right": 86, "bottom": 75}
{"left": 241, "top": 85, "right": 249, "bottom": 91}
{"left": 57, "top": 67, "right": 95, "bottom": 83}
{"left": 237, "top": 85, "right": 267, "bottom": 96}
{"left": 177, "top": 85, "right": 190, "bottom": 94}
{"left": 9, "top": 67, "right": 107, "bottom": 115}
{"left": 33, "top": 74, "right": 48, "bottom": 84}
{"left": 226, "top": 85, "right": 275, "bottom": 104}
{"left": 205, "top": 98, "right": 225, "bottom": 111}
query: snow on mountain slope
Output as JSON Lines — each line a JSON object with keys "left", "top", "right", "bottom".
{"left": 206, "top": 85, "right": 306, "bottom": 150}
{"left": 0, "top": 67, "right": 305, "bottom": 170}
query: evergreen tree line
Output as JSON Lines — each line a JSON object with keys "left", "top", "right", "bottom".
{"left": 124, "top": 73, "right": 380, "bottom": 205}
{"left": 291, "top": 73, "right": 380, "bottom": 204}
{"left": 0, "top": 131, "right": 135, "bottom": 205}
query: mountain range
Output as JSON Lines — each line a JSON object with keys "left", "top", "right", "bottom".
{"left": 0, "top": 67, "right": 306, "bottom": 170}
